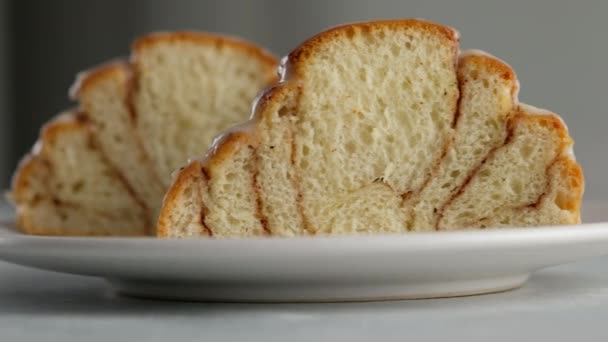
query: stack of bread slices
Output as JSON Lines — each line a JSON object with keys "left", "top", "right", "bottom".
{"left": 10, "top": 20, "right": 584, "bottom": 237}
{"left": 10, "top": 32, "right": 278, "bottom": 235}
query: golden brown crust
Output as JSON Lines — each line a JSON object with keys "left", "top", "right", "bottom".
{"left": 459, "top": 53, "right": 516, "bottom": 82}
{"left": 131, "top": 31, "right": 279, "bottom": 84}
{"left": 69, "top": 60, "right": 130, "bottom": 100}
{"left": 553, "top": 156, "right": 584, "bottom": 215}
{"left": 452, "top": 52, "right": 519, "bottom": 131}
{"left": 287, "top": 19, "right": 458, "bottom": 80}
{"left": 289, "top": 19, "right": 458, "bottom": 65}
{"left": 517, "top": 110, "right": 571, "bottom": 144}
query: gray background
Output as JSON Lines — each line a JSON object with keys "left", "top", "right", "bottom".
{"left": 1, "top": 0, "right": 606, "bottom": 199}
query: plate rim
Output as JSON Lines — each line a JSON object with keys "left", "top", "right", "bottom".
{"left": 2, "top": 220, "right": 608, "bottom": 301}
{"left": 0, "top": 220, "right": 607, "bottom": 250}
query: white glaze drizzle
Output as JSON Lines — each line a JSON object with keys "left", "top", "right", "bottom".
{"left": 190, "top": 55, "right": 292, "bottom": 166}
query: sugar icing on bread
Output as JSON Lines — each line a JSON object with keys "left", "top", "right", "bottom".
{"left": 158, "top": 19, "right": 583, "bottom": 238}
{"left": 10, "top": 32, "right": 278, "bottom": 236}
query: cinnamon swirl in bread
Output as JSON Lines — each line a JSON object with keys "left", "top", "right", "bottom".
{"left": 10, "top": 32, "right": 278, "bottom": 235}
{"left": 158, "top": 20, "right": 583, "bottom": 238}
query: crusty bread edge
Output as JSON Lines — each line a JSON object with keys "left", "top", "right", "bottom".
{"left": 157, "top": 160, "right": 205, "bottom": 237}
{"left": 555, "top": 156, "right": 584, "bottom": 222}
{"left": 514, "top": 109, "right": 584, "bottom": 221}
{"left": 69, "top": 59, "right": 130, "bottom": 100}
{"left": 458, "top": 51, "right": 519, "bottom": 100}
{"left": 288, "top": 19, "right": 459, "bottom": 67}
{"left": 130, "top": 31, "right": 279, "bottom": 85}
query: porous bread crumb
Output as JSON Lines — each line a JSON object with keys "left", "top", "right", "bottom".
{"left": 159, "top": 19, "right": 583, "bottom": 238}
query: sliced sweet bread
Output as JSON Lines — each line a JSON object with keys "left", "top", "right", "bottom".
{"left": 130, "top": 32, "right": 278, "bottom": 187}
{"left": 70, "top": 61, "right": 166, "bottom": 228}
{"left": 10, "top": 112, "right": 147, "bottom": 235}
{"left": 10, "top": 32, "right": 279, "bottom": 236}
{"left": 158, "top": 19, "right": 583, "bottom": 238}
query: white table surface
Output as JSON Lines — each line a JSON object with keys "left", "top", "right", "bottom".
{"left": 1, "top": 201, "right": 608, "bottom": 342}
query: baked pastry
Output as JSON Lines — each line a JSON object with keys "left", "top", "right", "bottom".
{"left": 158, "top": 19, "right": 583, "bottom": 238}
{"left": 10, "top": 32, "right": 278, "bottom": 235}
{"left": 11, "top": 112, "right": 147, "bottom": 235}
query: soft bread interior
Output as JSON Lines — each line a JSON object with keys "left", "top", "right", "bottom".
{"left": 440, "top": 113, "right": 574, "bottom": 229}
{"left": 11, "top": 113, "right": 146, "bottom": 235}
{"left": 11, "top": 32, "right": 278, "bottom": 236}
{"left": 74, "top": 63, "right": 166, "bottom": 221}
{"left": 157, "top": 161, "right": 210, "bottom": 237}
{"left": 132, "top": 34, "right": 277, "bottom": 185}
{"left": 157, "top": 20, "right": 583, "bottom": 237}
{"left": 202, "top": 133, "right": 266, "bottom": 237}
{"left": 289, "top": 25, "right": 458, "bottom": 234}
{"left": 408, "top": 53, "right": 518, "bottom": 230}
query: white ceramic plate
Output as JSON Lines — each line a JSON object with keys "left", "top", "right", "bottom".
{"left": 1, "top": 213, "right": 608, "bottom": 302}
